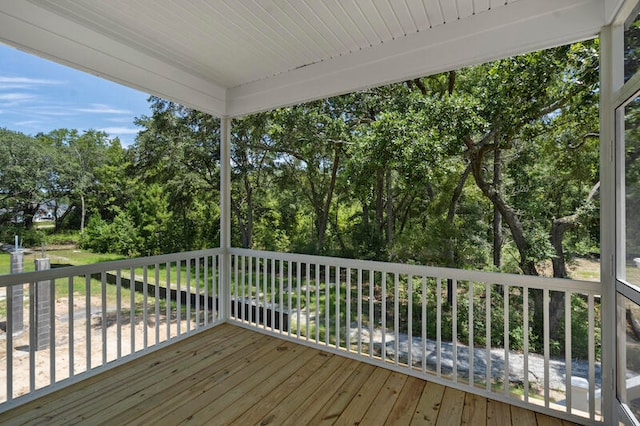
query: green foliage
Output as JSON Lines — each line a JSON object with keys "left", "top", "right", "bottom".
{"left": 0, "top": 128, "right": 51, "bottom": 228}
{"left": 0, "top": 223, "right": 45, "bottom": 247}
{"left": 127, "top": 183, "right": 171, "bottom": 256}
{"left": 80, "top": 211, "right": 138, "bottom": 256}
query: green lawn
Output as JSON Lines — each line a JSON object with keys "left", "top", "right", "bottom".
{"left": 0, "top": 249, "right": 216, "bottom": 320}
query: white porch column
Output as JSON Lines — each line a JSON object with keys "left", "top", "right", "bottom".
{"left": 220, "top": 116, "right": 232, "bottom": 321}
{"left": 599, "top": 23, "right": 622, "bottom": 424}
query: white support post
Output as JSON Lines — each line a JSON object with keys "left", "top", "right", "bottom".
{"left": 220, "top": 116, "right": 232, "bottom": 321}
{"left": 599, "top": 23, "right": 622, "bottom": 425}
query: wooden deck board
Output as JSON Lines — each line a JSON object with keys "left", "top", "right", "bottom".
{"left": 385, "top": 376, "right": 426, "bottom": 425}
{"left": 511, "top": 405, "right": 539, "bottom": 426}
{"left": 307, "top": 361, "right": 377, "bottom": 425}
{"left": 487, "top": 400, "right": 512, "bottom": 425}
{"left": 102, "top": 332, "right": 279, "bottom": 425}
{"left": 8, "top": 324, "right": 239, "bottom": 426}
{"left": 0, "top": 324, "right": 585, "bottom": 426}
{"left": 334, "top": 367, "right": 391, "bottom": 424}
{"left": 258, "top": 355, "right": 351, "bottom": 425}
{"left": 436, "top": 387, "right": 466, "bottom": 426}
{"left": 411, "top": 381, "right": 446, "bottom": 425}
{"left": 461, "top": 393, "right": 487, "bottom": 426}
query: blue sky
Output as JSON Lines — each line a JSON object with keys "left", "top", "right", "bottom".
{"left": 0, "top": 43, "right": 151, "bottom": 146}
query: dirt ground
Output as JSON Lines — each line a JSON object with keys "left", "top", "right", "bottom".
{"left": 0, "top": 293, "right": 196, "bottom": 402}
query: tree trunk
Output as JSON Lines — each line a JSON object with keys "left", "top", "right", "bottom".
{"left": 386, "top": 169, "right": 393, "bottom": 246}
{"left": 446, "top": 164, "right": 471, "bottom": 267}
{"left": 231, "top": 200, "right": 250, "bottom": 249}
{"left": 469, "top": 148, "right": 538, "bottom": 276}
{"left": 329, "top": 215, "right": 347, "bottom": 255}
{"left": 447, "top": 165, "right": 471, "bottom": 223}
{"left": 550, "top": 181, "right": 599, "bottom": 278}
{"left": 550, "top": 215, "right": 576, "bottom": 278}
{"left": 375, "top": 169, "right": 384, "bottom": 235}
{"left": 56, "top": 205, "right": 74, "bottom": 233}
{"left": 80, "top": 194, "right": 86, "bottom": 235}
{"left": 53, "top": 200, "right": 61, "bottom": 232}
{"left": 531, "top": 289, "right": 566, "bottom": 343}
{"left": 493, "top": 150, "right": 503, "bottom": 268}
{"left": 244, "top": 176, "right": 254, "bottom": 249}
{"left": 362, "top": 202, "right": 369, "bottom": 228}
{"left": 317, "top": 151, "right": 340, "bottom": 252}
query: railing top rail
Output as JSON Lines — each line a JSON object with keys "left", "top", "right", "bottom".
{"left": 0, "top": 248, "right": 223, "bottom": 287}
{"left": 229, "top": 248, "right": 602, "bottom": 294}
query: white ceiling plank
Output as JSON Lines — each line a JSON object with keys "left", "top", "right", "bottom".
{"left": 192, "top": 2, "right": 289, "bottom": 79}
{"left": 457, "top": 0, "right": 475, "bottom": 18}
{"left": 227, "top": 0, "right": 603, "bottom": 117}
{"left": 271, "top": 1, "right": 335, "bottom": 60}
{"left": 212, "top": 1, "right": 303, "bottom": 70}
{"left": 321, "top": 0, "right": 372, "bottom": 51}
{"left": 357, "top": 0, "right": 394, "bottom": 42}
{"left": 389, "top": 0, "right": 420, "bottom": 35}
{"left": 474, "top": 0, "right": 491, "bottom": 13}
{"left": 303, "top": 1, "right": 360, "bottom": 53}
{"left": 439, "top": 0, "right": 460, "bottom": 22}
{"left": 252, "top": 0, "right": 329, "bottom": 63}
{"left": 285, "top": 2, "right": 342, "bottom": 57}
{"left": 36, "top": 0, "right": 253, "bottom": 87}
{"left": 233, "top": 0, "right": 317, "bottom": 66}
{"left": 423, "top": 0, "right": 445, "bottom": 25}
{"left": 370, "top": 0, "right": 405, "bottom": 38}
{"left": 339, "top": 0, "right": 384, "bottom": 47}
{"left": 405, "top": 0, "right": 432, "bottom": 30}
{"left": 295, "top": 0, "right": 352, "bottom": 54}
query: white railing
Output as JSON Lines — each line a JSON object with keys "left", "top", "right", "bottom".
{"left": 229, "top": 248, "right": 602, "bottom": 424}
{"left": 0, "top": 246, "right": 602, "bottom": 423}
{"left": 0, "top": 248, "right": 223, "bottom": 410}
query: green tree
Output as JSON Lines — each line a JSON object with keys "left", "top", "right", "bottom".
{"left": 133, "top": 97, "right": 220, "bottom": 251}
{"left": 39, "top": 129, "right": 112, "bottom": 233}
{"left": 0, "top": 128, "right": 50, "bottom": 230}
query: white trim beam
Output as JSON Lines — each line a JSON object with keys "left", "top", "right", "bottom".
{"left": 227, "top": 0, "right": 604, "bottom": 117}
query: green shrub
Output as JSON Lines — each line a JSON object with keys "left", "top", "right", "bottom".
{"left": 80, "top": 211, "right": 139, "bottom": 256}
{"left": 0, "top": 224, "right": 45, "bottom": 247}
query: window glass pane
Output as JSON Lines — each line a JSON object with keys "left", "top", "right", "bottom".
{"left": 625, "top": 94, "right": 640, "bottom": 286}
{"left": 618, "top": 294, "right": 640, "bottom": 420}
{"left": 625, "top": 11, "right": 640, "bottom": 82}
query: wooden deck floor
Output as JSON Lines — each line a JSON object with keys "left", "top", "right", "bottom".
{"left": 0, "top": 324, "right": 579, "bottom": 425}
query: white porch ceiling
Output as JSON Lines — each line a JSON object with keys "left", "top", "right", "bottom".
{"left": 0, "top": 0, "right": 623, "bottom": 118}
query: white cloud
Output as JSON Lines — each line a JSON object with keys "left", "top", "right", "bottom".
{"left": 0, "top": 76, "right": 64, "bottom": 91}
{"left": 106, "top": 117, "right": 132, "bottom": 123}
{"left": 0, "top": 83, "right": 36, "bottom": 90}
{"left": 100, "top": 127, "right": 139, "bottom": 135}
{"left": 77, "top": 103, "right": 131, "bottom": 114}
{"left": 0, "top": 93, "right": 36, "bottom": 101}
{"left": 25, "top": 107, "right": 74, "bottom": 116}
{"left": 0, "top": 76, "right": 62, "bottom": 85}
{"left": 14, "top": 120, "right": 42, "bottom": 126}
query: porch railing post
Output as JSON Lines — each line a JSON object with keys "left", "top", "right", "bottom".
{"left": 220, "top": 116, "right": 232, "bottom": 321}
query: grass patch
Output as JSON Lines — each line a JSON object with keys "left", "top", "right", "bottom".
{"left": 43, "top": 229, "right": 81, "bottom": 245}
